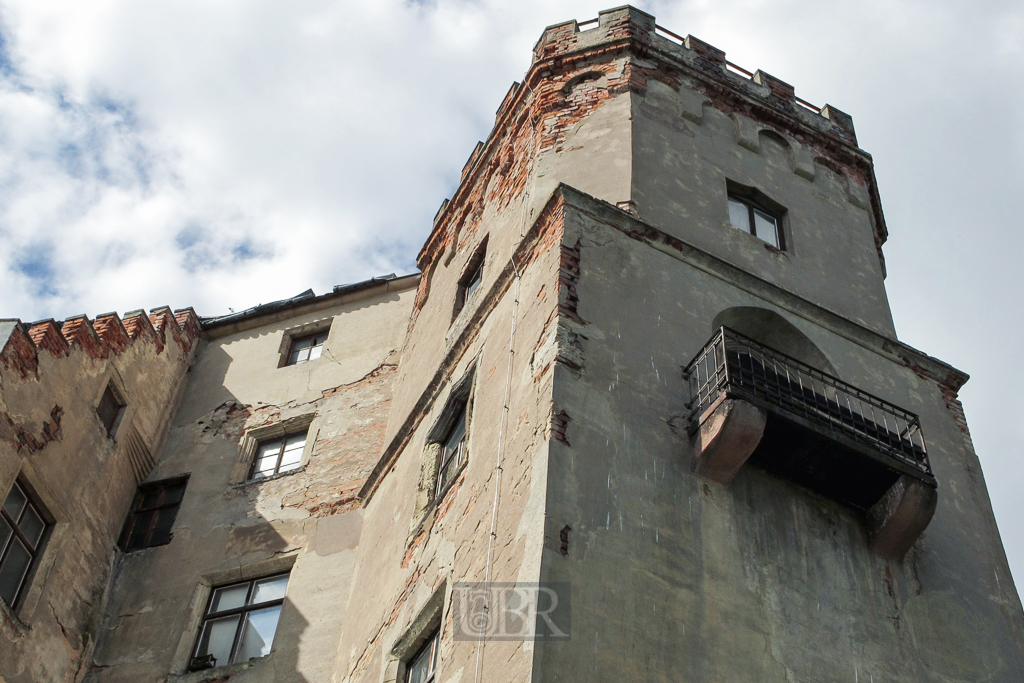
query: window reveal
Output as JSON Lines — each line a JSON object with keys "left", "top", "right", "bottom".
{"left": 97, "top": 383, "right": 126, "bottom": 436}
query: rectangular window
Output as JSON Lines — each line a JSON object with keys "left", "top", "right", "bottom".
{"left": 120, "top": 476, "right": 188, "bottom": 551}
{"left": 0, "top": 480, "right": 49, "bottom": 609}
{"left": 285, "top": 333, "right": 326, "bottom": 366}
{"left": 727, "top": 191, "right": 784, "bottom": 249}
{"left": 97, "top": 383, "right": 126, "bottom": 436}
{"left": 190, "top": 573, "right": 289, "bottom": 671}
{"left": 406, "top": 629, "right": 439, "bottom": 683}
{"left": 453, "top": 238, "right": 487, "bottom": 320}
{"left": 250, "top": 433, "right": 306, "bottom": 480}
{"left": 435, "top": 406, "right": 467, "bottom": 499}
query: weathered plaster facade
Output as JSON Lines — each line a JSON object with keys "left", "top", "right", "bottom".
{"left": 2, "top": 6, "right": 1023, "bottom": 683}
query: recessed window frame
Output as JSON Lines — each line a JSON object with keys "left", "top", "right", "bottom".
{"left": 452, "top": 237, "right": 488, "bottom": 321}
{"left": 119, "top": 475, "right": 189, "bottom": 552}
{"left": 0, "top": 479, "right": 51, "bottom": 610}
{"left": 96, "top": 382, "right": 126, "bottom": 436}
{"left": 726, "top": 181, "right": 787, "bottom": 250}
{"left": 285, "top": 332, "right": 327, "bottom": 367}
{"left": 189, "top": 572, "right": 290, "bottom": 671}
{"left": 405, "top": 628, "right": 440, "bottom": 683}
{"left": 249, "top": 432, "right": 308, "bottom": 481}
{"left": 435, "top": 406, "right": 467, "bottom": 501}
{"left": 426, "top": 368, "right": 476, "bottom": 506}
{"left": 277, "top": 320, "right": 333, "bottom": 369}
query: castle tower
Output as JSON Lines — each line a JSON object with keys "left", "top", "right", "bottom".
{"left": 343, "top": 6, "right": 1024, "bottom": 683}
{"left": 4, "top": 7, "right": 1022, "bottom": 683}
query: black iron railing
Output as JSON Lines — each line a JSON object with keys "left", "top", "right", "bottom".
{"left": 685, "top": 327, "right": 930, "bottom": 476}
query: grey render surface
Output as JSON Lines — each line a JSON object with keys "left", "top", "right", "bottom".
{"left": 0, "top": 5, "right": 1022, "bottom": 683}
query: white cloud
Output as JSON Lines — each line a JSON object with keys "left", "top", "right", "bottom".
{"left": 2, "top": 0, "right": 1024, "bottom": 584}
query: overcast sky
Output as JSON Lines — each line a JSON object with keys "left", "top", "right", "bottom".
{"left": 1, "top": 0, "right": 1022, "bottom": 583}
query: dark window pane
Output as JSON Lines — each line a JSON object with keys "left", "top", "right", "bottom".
{"left": 196, "top": 614, "right": 241, "bottom": 667}
{"left": 0, "top": 538, "right": 32, "bottom": 606}
{"left": 234, "top": 605, "right": 282, "bottom": 662}
{"left": 97, "top": 386, "right": 124, "bottom": 434}
{"left": 19, "top": 504, "right": 45, "bottom": 549}
{"left": 163, "top": 484, "right": 187, "bottom": 506}
{"left": 3, "top": 484, "right": 26, "bottom": 521}
{"left": 126, "top": 512, "right": 152, "bottom": 551}
{"left": 149, "top": 507, "right": 177, "bottom": 546}
{"left": 139, "top": 490, "right": 162, "bottom": 510}
{"left": 441, "top": 414, "right": 466, "bottom": 468}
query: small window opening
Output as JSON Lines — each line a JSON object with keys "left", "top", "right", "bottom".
{"left": 453, "top": 238, "right": 488, "bottom": 320}
{"left": 286, "top": 332, "right": 327, "bottom": 366}
{"left": 190, "top": 573, "right": 289, "bottom": 671}
{"left": 250, "top": 433, "right": 307, "bottom": 480}
{"left": 435, "top": 405, "right": 467, "bottom": 499}
{"left": 0, "top": 480, "right": 50, "bottom": 609}
{"left": 120, "top": 476, "right": 189, "bottom": 551}
{"left": 406, "top": 629, "right": 439, "bottom": 683}
{"left": 97, "top": 383, "right": 126, "bottom": 436}
{"left": 727, "top": 183, "right": 786, "bottom": 249}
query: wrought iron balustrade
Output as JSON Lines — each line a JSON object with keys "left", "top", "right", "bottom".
{"left": 685, "top": 327, "right": 930, "bottom": 476}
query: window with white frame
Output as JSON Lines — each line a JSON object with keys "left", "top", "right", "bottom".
{"left": 190, "top": 573, "right": 289, "bottom": 671}
{"left": 285, "top": 332, "right": 326, "bottom": 366}
{"left": 726, "top": 182, "right": 786, "bottom": 250}
{"left": 406, "top": 629, "right": 439, "bottom": 683}
{"left": 250, "top": 433, "right": 306, "bottom": 480}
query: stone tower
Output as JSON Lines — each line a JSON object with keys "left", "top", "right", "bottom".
{"left": 1, "top": 6, "right": 1022, "bottom": 683}
{"left": 348, "top": 6, "right": 1024, "bottom": 682}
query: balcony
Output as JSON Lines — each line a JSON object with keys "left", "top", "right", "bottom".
{"left": 684, "top": 327, "right": 937, "bottom": 558}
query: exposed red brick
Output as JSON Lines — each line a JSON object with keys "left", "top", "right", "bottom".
{"left": 93, "top": 313, "right": 130, "bottom": 355}
{"left": 174, "top": 308, "right": 201, "bottom": 346}
{"left": 1, "top": 324, "right": 39, "bottom": 380}
{"left": 61, "top": 316, "right": 105, "bottom": 359}
{"left": 122, "top": 311, "right": 164, "bottom": 353}
{"left": 552, "top": 410, "right": 572, "bottom": 446}
{"left": 28, "top": 320, "right": 69, "bottom": 358}
{"left": 558, "top": 240, "right": 584, "bottom": 325}
{"left": 0, "top": 404, "right": 63, "bottom": 454}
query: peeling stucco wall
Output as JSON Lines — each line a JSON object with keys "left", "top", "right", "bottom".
{"left": 0, "top": 310, "right": 200, "bottom": 683}
{"left": 86, "top": 282, "right": 418, "bottom": 683}
{"left": 3, "top": 6, "right": 1023, "bottom": 683}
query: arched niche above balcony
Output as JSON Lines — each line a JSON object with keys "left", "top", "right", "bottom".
{"left": 712, "top": 306, "right": 836, "bottom": 375}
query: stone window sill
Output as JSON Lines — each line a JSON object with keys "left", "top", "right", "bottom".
{"left": 0, "top": 598, "right": 29, "bottom": 635}
{"left": 230, "top": 465, "right": 307, "bottom": 489}
{"left": 170, "top": 653, "right": 272, "bottom": 683}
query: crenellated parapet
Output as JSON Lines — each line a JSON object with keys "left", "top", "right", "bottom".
{"left": 421, "top": 5, "right": 888, "bottom": 286}
{"left": 529, "top": 6, "right": 858, "bottom": 146}
{"left": 0, "top": 307, "right": 201, "bottom": 382}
